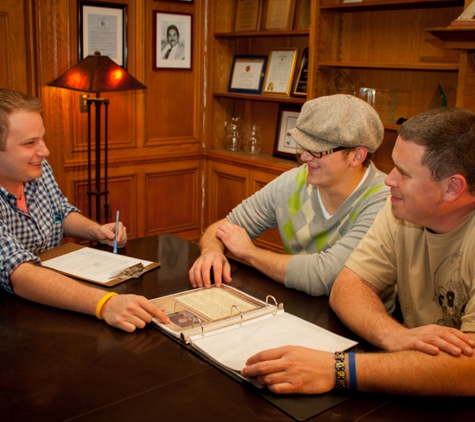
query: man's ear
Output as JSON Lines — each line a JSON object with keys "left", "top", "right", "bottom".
{"left": 444, "top": 174, "right": 467, "bottom": 202}
{"left": 350, "top": 146, "right": 368, "bottom": 166}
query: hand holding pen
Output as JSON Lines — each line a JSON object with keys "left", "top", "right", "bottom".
{"left": 97, "top": 211, "right": 127, "bottom": 249}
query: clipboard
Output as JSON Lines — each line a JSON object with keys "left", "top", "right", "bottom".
{"left": 39, "top": 243, "right": 160, "bottom": 287}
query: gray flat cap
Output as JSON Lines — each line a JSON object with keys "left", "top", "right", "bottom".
{"left": 287, "top": 94, "right": 384, "bottom": 153}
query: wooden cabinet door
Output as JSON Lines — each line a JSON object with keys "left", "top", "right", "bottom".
{"left": 205, "top": 161, "right": 250, "bottom": 225}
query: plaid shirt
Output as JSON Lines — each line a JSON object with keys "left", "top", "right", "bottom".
{"left": 0, "top": 160, "right": 79, "bottom": 293}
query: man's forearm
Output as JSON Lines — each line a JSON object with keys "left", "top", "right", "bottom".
{"left": 214, "top": 220, "right": 291, "bottom": 284}
{"left": 240, "top": 247, "right": 291, "bottom": 284}
{"left": 199, "top": 219, "right": 228, "bottom": 254}
{"left": 11, "top": 262, "right": 170, "bottom": 332}
{"left": 330, "top": 268, "right": 400, "bottom": 349}
{"left": 355, "top": 348, "right": 475, "bottom": 396}
{"left": 10, "top": 262, "right": 104, "bottom": 315}
{"left": 64, "top": 211, "right": 101, "bottom": 241}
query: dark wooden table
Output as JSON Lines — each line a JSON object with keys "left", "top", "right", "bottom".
{"left": 1, "top": 234, "right": 473, "bottom": 421}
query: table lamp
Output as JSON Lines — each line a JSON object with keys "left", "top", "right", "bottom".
{"left": 49, "top": 51, "right": 147, "bottom": 223}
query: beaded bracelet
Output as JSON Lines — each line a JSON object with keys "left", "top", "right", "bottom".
{"left": 334, "top": 351, "right": 346, "bottom": 389}
{"left": 95, "top": 292, "right": 118, "bottom": 320}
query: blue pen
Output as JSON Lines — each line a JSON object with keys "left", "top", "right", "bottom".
{"left": 113, "top": 210, "right": 119, "bottom": 253}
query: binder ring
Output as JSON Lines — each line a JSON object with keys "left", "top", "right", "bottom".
{"left": 192, "top": 316, "right": 204, "bottom": 335}
{"left": 265, "top": 295, "right": 281, "bottom": 315}
{"left": 231, "top": 305, "right": 243, "bottom": 326}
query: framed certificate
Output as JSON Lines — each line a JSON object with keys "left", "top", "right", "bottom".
{"left": 263, "top": 0, "right": 295, "bottom": 30}
{"left": 273, "top": 104, "right": 302, "bottom": 159}
{"left": 293, "top": 47, "right": 308, "bottom": 97}
{"left": 262, "top": 48, "right": 298, "bottom": 96}
{"left": 78, "top": 2, "right": 127, "bottom": 68}
{"left": 228, "top": 55, "right": 268, "bottom": 94}
{"left": 235, "top": 0, "right": 262, "bottom": 32}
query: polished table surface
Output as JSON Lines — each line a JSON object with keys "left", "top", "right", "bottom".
{"left": 1, "top": 234, "right": 474, "bottom": 422}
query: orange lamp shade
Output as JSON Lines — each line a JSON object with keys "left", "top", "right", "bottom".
{"left": 49, "top": 52, "right": 146, "bottom": 93}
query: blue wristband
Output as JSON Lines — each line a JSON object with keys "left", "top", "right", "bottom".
{"left": 348, "top": 352, "right": 357, "bottom": 390}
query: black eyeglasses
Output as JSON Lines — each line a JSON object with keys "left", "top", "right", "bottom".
{"left": 296, "top": 146, "right": 347, "bottom": 159}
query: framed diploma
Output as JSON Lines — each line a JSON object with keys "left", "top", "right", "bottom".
{"left": 79, "top": 2, "right": 127, "bottom": 68}
{"left": 273, "top": 104, "right": 302, "bottom": 160}
{"left": 293, "top": 48, "right": 308, "bottom": 97}
{"left": 262, "top": 48, "right": 298, "bottom": 96}
{"left": 228, "top": 55, "right": 268, "bottom": 94}
{"left": 263, "top": 0, "right": 295, "bottom": 31}
{"left": 235, "top": 0, "right": 262, "bottom": 32}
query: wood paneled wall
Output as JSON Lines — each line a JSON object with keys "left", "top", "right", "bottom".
{"left": 5, "top": 0, "right": 475, "bottom": 246}
{"left": 2, "top": 0, "right": 207, "bottom": 242}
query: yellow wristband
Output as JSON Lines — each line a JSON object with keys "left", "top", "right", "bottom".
{"left": 95, "top": 292, "right": 118, "bottom": 320}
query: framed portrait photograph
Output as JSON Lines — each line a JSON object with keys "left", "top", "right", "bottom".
{"left": 228, "top": 55, "right": 267, "bottom": 94}
{"left": 78, "top": 2, "right": 127, "bottom": 68}
{"left": 262, "top": 48, "right": 298, "bottom": 96}
{"left": 154, "top": 11, "right": 192, "bottom": 70}
{"left": 273, "top": 105, "right": 302, "bottom": 159}
{"left": 293, "top": 48, "right": 308, "bottom": 97}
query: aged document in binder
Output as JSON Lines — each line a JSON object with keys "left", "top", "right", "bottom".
{"left": 40, "top": 243, "right": 159, "bottom": 287}
{"left": 151, "top": 285, "right": 358, "bottom": 382}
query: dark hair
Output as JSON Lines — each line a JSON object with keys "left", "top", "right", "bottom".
{"left": 167, "top": 25, "right": 180, "bottom": 38}
{"left": 0, "top": 89, "right": 42, "bottom": 151}
{"left": 398, "top": 107, "right": 475, "bottom": 194}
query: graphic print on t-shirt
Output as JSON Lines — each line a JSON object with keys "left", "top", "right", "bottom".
{"left": 434, "top": 252, "right": 468, "bottom": 328}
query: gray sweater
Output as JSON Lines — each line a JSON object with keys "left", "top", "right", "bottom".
{"left": 227, "top": 163, "right": 389, "bottom": 296}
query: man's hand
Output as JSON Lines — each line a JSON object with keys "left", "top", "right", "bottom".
{"left": 100, "top": 294, "right": 170, "bottom": 333}
{"left": 188, "top": 221, "right": 256, "bottom": 288}
{"left": 216, "top": 221, "right": 256, "bottom": 260}
{"left": 241, "top": 346, "right": 335, "bottom": 394}
{"left": 189, "top": 249, "right": 232, "bottom": 288}
{"left": 384, "top": 324, "right": 475, "bottom": 357}
{"left": 97, "top": 221, "right": 127, "bottom": 248}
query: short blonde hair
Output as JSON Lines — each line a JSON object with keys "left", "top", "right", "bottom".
{"left": 0, "top": 89, "right": 42, "bottom": 151}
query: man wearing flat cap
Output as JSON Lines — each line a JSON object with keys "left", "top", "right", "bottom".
{"left": 189, "top": 94, "right": 390, "bottom": 297}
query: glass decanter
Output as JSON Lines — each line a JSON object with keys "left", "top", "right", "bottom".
{"left": 243, "top": 124, "right": 262, "bottom": 155}
{"left": 223, "top": 117, "right": 244, "bottom": 151}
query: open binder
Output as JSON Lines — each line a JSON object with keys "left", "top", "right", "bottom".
{"left": 151, "top": 285, "right": 358, "bottom": 421}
